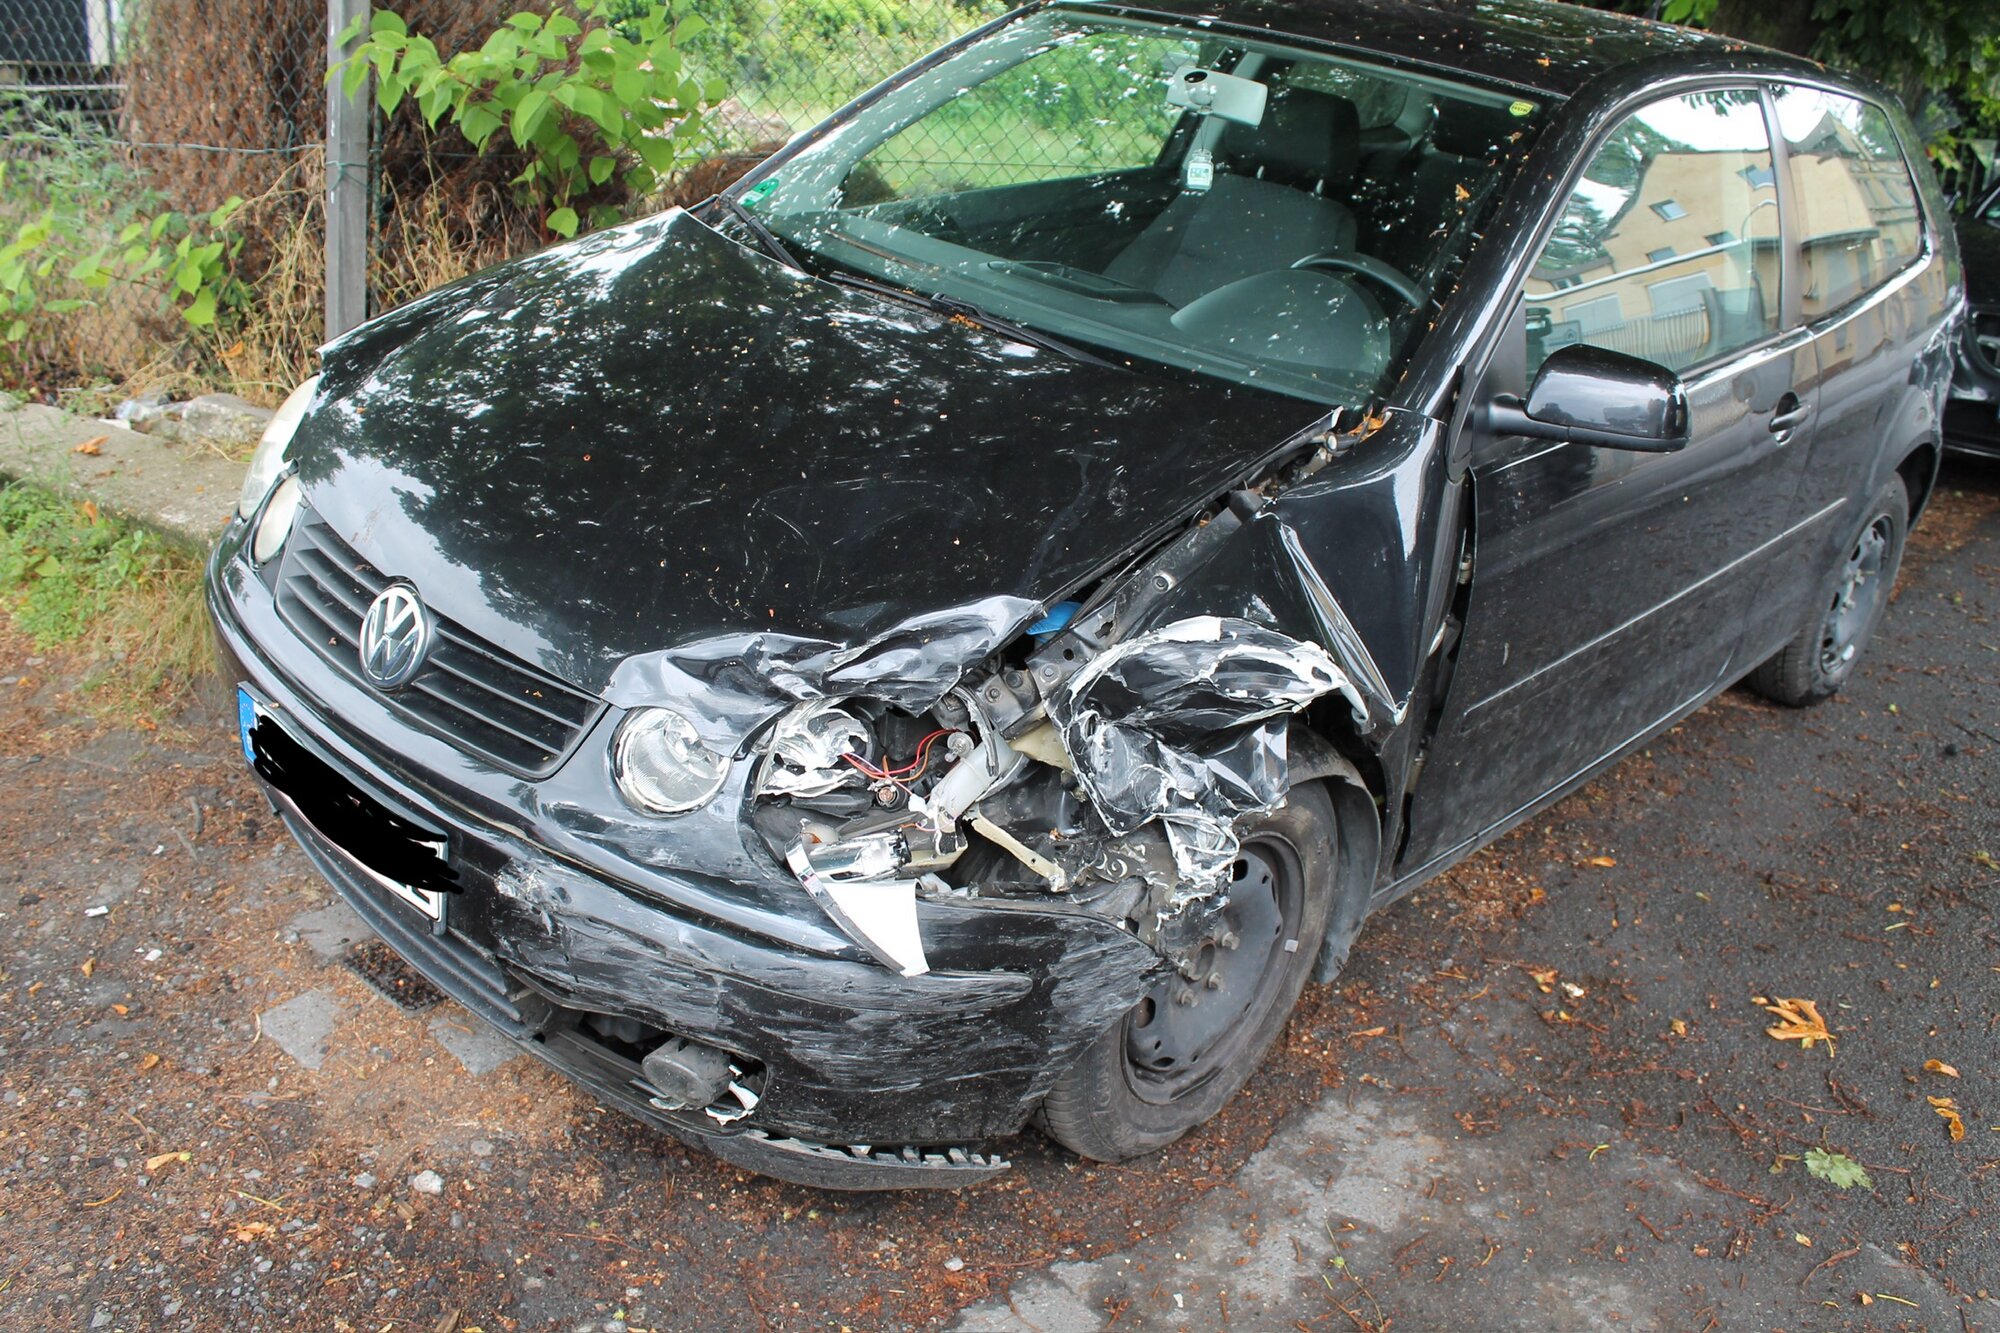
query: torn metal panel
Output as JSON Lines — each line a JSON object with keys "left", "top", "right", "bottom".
{"left": 603, "top": 595, "right": 1045, "bottom": 737}
{"left": 1047, "top": 616, "right": 1352, "bottom": 891}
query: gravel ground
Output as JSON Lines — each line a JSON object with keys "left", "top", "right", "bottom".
{"left": 0, "top": 460, "right": 1994, "bottom": 1333}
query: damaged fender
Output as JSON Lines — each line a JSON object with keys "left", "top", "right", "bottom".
{"left": 1046, "top": 616, "right": 1355, "bottom": 892}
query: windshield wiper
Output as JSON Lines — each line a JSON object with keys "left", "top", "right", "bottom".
{"left": 713, "top": 195, "right": 802, "bottom": 271}
{"left": 819, "top": 269, "right": 1116, "bottom": 368}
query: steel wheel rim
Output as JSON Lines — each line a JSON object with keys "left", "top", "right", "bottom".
{"left": 1819, "top": 513, "right": 1893, "bottom": 676}
{"left": 1121, "top": 834, "right": 1305, "bottom": 1106}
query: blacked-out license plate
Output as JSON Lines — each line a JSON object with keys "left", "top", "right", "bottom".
{"left": 238, "top": 687, "right": 458, "bottom": 921}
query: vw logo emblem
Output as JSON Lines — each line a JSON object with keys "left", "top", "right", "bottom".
{"left": 357, "top": 584, "right": 433, "bottom": 691}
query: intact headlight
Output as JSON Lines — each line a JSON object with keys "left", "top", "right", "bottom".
{"left": 613, "top": 708, "right": 731, "bottom": 814}
{"left": 238, "top": 375, "right": 321, "bottom": 518}
{"left": 251, "top": 475, "right": 302, "bottom": 564}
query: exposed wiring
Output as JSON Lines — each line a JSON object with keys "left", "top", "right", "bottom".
{"left": 840, "top": 728, "right": 959, "bottom": 784}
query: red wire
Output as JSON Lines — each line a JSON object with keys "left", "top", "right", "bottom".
{"left": 841, "top": 728, "right": 958, "bottom": 782}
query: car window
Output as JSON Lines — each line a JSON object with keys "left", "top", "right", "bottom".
{"left": 1770, "top": 86, "right": 1925, "bottom": 319}
{"left": 1523, "top": 89, "right": 1780, "bottom": 376}
{"left": 846, "top": 28, "right": 1211, "bottom": 201}
{"left": 737, "top": 10, "right": 1551, "bottom": 409}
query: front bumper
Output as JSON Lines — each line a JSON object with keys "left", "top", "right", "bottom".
{"left": 208, "top": 530, "right": 1160, "bottom": 1189}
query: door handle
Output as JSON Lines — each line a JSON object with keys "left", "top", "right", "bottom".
{"left": 1769, "top": 392, "right": 1809, "bottom": 441}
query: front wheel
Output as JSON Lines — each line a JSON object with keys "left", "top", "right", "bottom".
{"left": 1037, "top": 784, "right": 1339, "bottom": 1162}
{"left": 1748, "top": 473, "right": 1908, "bottom": 707}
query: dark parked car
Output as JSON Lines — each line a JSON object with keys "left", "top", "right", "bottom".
{"left": 208, "top": 0, "right": 1961, "bottom": 1188}
{"left": 1947, "top": 179, "right": 2000, "bottom": 456}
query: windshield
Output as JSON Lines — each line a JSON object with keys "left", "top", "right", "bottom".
{"left": 724, "top": 8, "right": 1547, "bottom": 406}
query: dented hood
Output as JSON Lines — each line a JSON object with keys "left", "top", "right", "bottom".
{"left": 293, "top": 211, "right": 1323, "bottom": 697}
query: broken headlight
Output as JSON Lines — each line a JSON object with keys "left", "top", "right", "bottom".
{"left": 612, "top": 707, "right": 731, "bottom": 815}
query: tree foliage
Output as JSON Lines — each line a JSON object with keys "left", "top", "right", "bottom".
{"left": 340, "top": 2, "right": 724, "bottom": 239}
{"left": 1634, "top": 0, "right": 2000, "bottom": 161}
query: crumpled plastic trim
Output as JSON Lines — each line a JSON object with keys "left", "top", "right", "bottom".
{"left": 1048, "top": 616, "right": 1355, "bottom": 896}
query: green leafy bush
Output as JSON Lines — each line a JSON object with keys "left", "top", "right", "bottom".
{"left": 0, "top": 109, "right": 248, "bottom": 378}
{"left": 341, "top": 2, "right": 724, "bottom": 238}
{"left": 683, "top": 0, "right": 1005, "bottom": 126}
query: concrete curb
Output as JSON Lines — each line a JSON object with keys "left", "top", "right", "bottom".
{"left": 0, "top": 400, "right": 242, "bottom": 549}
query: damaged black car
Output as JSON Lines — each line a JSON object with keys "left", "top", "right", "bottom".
{"left": 207, "top": 0, "right": 1961, "bottom": 1188}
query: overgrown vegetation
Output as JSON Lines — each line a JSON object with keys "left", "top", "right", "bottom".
{"left": 341, "top": 1, "right": 722, "bottom": 238}
{"left": 1618, "top": 0, "right": 2000, "bottom": 174}
{"left": 0, "top": 483, "right": 212, "bottom": 714}
{"left": 0, "top": 109, "right": 254, "bottom": 393}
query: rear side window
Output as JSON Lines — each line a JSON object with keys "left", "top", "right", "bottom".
{"left": 1523, "top": 89, "right": 1780, "bottom": 375}
{"left": 1770, "top": 86, "right": 1925, "bottom": 319}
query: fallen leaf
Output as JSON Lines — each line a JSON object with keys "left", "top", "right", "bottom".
{"left": 138, "top": 1053, "right": 161, "bottom": 1071}
{"left": 110, "top": 1003, "right": 128, "bottom": 1016}
{"left": 1525, "top": 966, "right": 1558, "bottom": 993}
{"left": 220, "top": 340, "right": 246, "bottom": 358}
{"left": 78, "top": 500, "right": 99, "bottom": 524}
{"left": 1348, "top": 1025, "right": 1387, "bottom": 1039}
{"left": 1454, "top": 182, "right": 1471, "bottom": 202}
{"left": 73, "top": 435, "right": 107, "bottom": 456}
{"left": 1804, "top": 1147, "right": 1872, "bottom": 1190}
{"left": 1526, "top": 886, "right": 1547, "bottom": 905}
{"left": 145, "top": 1150, "right": 191, "bottom": 1173}
{"left": 1585, "top": 856, "right": 1617, "bottom": 868}
{"left": 80, "top": 957, "right": 95, "bottom": 977}
{"left": 232, "top": 1220, "right": 275, "bottom": 1242}
{"left": 1973, "top": 850, "right": 1999, "bottom": 872}
{"left": 1669, "top": 1018, "right": 1689, "bottom": 1036}
{"left": 1924, "top": 1060, "right": 1960, "bottom": 1079}
{"left": 1758, "top": 996, "right": 1834, "bottom": 1054}
{"left": 1929, "top": 1096, "right": 1966, "bottom": 1142}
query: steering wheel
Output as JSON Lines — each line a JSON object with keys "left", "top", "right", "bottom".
{"left": 1291, "top": 252, "right": 1427, "bottom": 309}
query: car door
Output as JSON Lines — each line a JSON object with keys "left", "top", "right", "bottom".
{"left": 1399, "top": 86, "right": 1817, "bottom": 873}
{"left": 1744, "top": 84, "right": 1939, "bottom": 650}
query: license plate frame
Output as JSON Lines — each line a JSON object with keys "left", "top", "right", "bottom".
{"left": 238, "top": 687, "right": 453, "bottom": 924}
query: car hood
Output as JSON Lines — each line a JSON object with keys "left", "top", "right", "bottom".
{"left": 292, "top": 210, "right": 1324, "bottom": 701}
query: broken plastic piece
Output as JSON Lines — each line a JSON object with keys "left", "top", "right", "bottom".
{"left": 759, "top": 700, "right": 872, "bottom": 798}
{"left": 786, "top": 843, "right": 929, "bottom": 977}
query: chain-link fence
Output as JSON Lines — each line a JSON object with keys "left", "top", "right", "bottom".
{"left": 0, "top": 0, "right": 1000, "bottom": 399}
{"left": 0, "top": 0, "right": 325, "bottom": 394}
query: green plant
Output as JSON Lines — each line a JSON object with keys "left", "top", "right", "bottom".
{"left": 0, "top": 484, "right": 212, "bottom": 715}
{"left": 0, "top": 109, "right": 249, "bottom": 368}
{"left": 341, "top": 2, "right": 725, "bottom": 238}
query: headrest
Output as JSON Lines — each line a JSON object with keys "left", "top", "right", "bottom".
{"left": 1430, "top": 100, "right": 1519, "bottom": 160}
{"left": 1221, "top": 86, "right": 1360, "bottom": 189}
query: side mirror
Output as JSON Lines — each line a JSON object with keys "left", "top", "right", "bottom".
{"left": 1486, "top": 343, "right": 1690, "bottom": 452}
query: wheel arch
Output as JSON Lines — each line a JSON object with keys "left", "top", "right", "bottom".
{"left": 1895, "top": 438, "right": 1941, "bottom": 526}
{"left": 1287, "top": 724, "right": 1383, "bottom": 984}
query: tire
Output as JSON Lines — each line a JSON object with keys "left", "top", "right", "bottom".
{"left": 1748, "top": 474, "right": 1908, "bottom": 708}
{"left": 1038, "top": 783, "right": 1339, "bottom": 1162}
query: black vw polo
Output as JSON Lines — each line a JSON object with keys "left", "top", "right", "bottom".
{"left": 208, "top": 0, "right": 1961, "bottom": 1188}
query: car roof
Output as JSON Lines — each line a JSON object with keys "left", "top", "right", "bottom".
{"left": 1057, "top": 0, "right": 1824, "bottom": 99}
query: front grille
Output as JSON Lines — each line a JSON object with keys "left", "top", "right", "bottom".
{"left": 275, "top": 513, "right": 604, "bottom": 776}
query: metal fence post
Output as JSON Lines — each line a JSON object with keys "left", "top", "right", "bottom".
{"left": 325, "top": 0, "right": 371, "bottom": 341}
